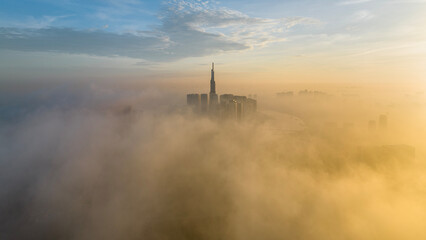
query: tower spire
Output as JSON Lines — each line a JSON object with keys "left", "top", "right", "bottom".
{"left": 210, "top": 62, "right": 216, "bottom": 94}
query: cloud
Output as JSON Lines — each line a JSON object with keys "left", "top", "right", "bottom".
{"left": 0, "top": 0, "right": 319, "bottom": 62}
{"left": 282, "top": 17, "right": 322, "bottom": 29}
{"left": 339, "top": 0, "right": 373, "bottom": 5}
{"left": 0, "top": 27, "right": 171, "bottom": 61}
{"left": 0, "top": 15, "right": 72, "bottom": 29}
{"left": 350, "top": 10, "right": 375, "bottom": 22}
{"left": 1, "top": 81, "right": 426, "bottom": 239}
{"left": 387, "top": 0, "right": 426, "bottom": 3}
{"left": 0, "top": 25, "right": 248, "bottom": 62}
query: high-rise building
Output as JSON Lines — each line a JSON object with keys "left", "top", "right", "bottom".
{"left": 209, "top": 63, "right": 218, "bottom": 111}
{"left": 210, "top": 62, "right": 216, "bottom": 94}
{"left": 187, "top": 94, "right": 200, "bottom": 112}
{"left": 220, "top": 94, "right": 234, "bottom": 104}
{"left": 225, "top": 100, "right": 238, "bottom": 119}
{"left": 245, "top": 98, "right": 257, "bottom": 114}
{"left": 233, "top": 96, "right": 247, "bottom": 103}
{"left": 236, "top": 102, "right": 242, "bottom": 121}
{"left": 187, "top": 63, "right": 257, "bottom": 119}
{"left": 209, "top": 93, "right": 218, "bottom": 112}
{"left": 200, "top": 94, "right": 208, "bottom": 113}
{"left": 233, "top": 96, "right": 247, "bottom": 119}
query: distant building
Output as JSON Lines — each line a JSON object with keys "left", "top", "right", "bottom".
{"left": 210, "top": 62, "right": 216, "bottom": 95}
{"left": 298, "top": 89, "right": 328, "bottom": 97}
{"left": 233, "top": 95, "right": 247, "bottom": 103}
{"left": 209, "top": 93, "right": 218, "bottom": 112}
{"left": 225, "top": 100, "right": 238, "bottom": 119}
{"left": 277, "top": 91, "right": 294, "bottom": 97}
{"left": 208, "top": 63, "right": 219, "bottom": 112}
{"left": 187, "top": 63, "right": 257, "bottom": 120}
{"left": 245, "top": 98, "right": 257, "bottom": 113}
{"left": 200, "top": 94, "right": 208, "bottom": 113}
{"left": 220, "top": 94, "right": 234, "bottom": 104}
{"left": 187, "top": 94, "right": 200, "bottom": 112}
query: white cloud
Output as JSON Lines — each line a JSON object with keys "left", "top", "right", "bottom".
{"left": 351, "top": 10, "right": 375, "bottom": 22}
{"left": 339, "top": 0, "right": 373, "bottom": 5}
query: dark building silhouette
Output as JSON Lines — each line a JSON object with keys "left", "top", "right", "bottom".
{"left": 246, "top": 98, "right": 257, "bottom": 113}
{"left": 210, "top": 62, "right": 216, "bottom": 94}
{"left": 209, "top": 94, "right": 218, "bottom": 110}
{"left": 200, "top": 94, "right": 208, "bottom": 113}
{"left": 187, "top": 94, "right": 201, "bottom": 112}
{"left": 277, "top": 91, "right": 294, "bottom": 97}
{"left": 225, "top": 100, "right": 238, "bottom": 119}
{"left": 187, "top": 63, "right": 257, "bottom": 120}
{"left": 237, "top": 102, "right": 242, "bottom": 121}
{"left": 298, "top": 89, "right": 328, "bottom": 97}
{"left": 220, "top": 94, "right": 234, "bottom": 103}
{"left": 209, "top": 63, "right": 219, "bottom": 110}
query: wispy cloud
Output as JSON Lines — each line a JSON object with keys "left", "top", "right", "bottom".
{"left": 0, "top": 15, "right": 72, "bottom": 29}
{"left": 0, "top": 0, "right": 319, "bottom": 62}
{"left": 349, "top": 42, "right": 426, "bottom": 57}
{"left": 388, "top": 0, "right": 426, "bottom": 3}
{"left": 351, "top": 10, "right": 375, "bottom": 22}
{"left": 338, "top": 0, "right": 373, "bottom": 5}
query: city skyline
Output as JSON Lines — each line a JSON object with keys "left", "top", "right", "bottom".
{"left": 187, "top": 62, "right": 257, "bottom": 120}
{"left": 1, "top": 0, "right": 425, "bottom": 86}
{"left": 1, "top": 1, "right": 426, "bottom": 240}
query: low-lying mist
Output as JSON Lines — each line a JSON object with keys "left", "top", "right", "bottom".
{"left": 1, "top": 81, "right": 425, "bottom": 240}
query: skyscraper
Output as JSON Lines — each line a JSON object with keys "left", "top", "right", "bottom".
{"left": 209, "top": 62, "right": 218, "bottom": 109}
{"left": 187, "top": 94, "right": 201, "bottom": 112}
{"left": 201, "top": 94, "right": 208, "bottom": 113}
{"left": 187, "top": 62, "right": 256, "bottom": 119}
{"left": 210, "top": 62, "right": 216, "bottom": 94}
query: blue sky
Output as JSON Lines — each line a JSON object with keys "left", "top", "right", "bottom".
{"left": 0, "top": 0, "right": 356, "bottom": 32}
{"left": 0, "top": 0, "right": 160, "bottom": 31}
{"left": 0, "top": 0, "right": 425, "bottom": 83}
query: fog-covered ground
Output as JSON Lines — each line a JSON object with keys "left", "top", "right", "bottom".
{"left": 1, "top": 81, "right": 426, "bottom": 240}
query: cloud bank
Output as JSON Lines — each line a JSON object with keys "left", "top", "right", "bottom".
{"left": 1, "top": 82, "right": 426, "bottom": 239}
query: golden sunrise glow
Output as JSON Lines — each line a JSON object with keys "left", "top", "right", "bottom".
{"left": 1, "top": 0, "right": 426, "bottom": 239}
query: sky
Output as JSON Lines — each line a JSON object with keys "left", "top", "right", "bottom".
{"left": 0, "top": 0, "right": 425, "bottom": 86}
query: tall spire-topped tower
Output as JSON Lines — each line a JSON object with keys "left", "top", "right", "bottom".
{"left": 210, "top": 62, "right": 216, "bottom": 94}
{"left": 186, "top": 62, "right": 257, "bottom": 118}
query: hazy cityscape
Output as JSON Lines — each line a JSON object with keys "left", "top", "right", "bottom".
{"left": 1, "top": 0, "right": 426, "bottom": 240}
{"left": 187, "top": 63, "right": 257, "bottom": 120}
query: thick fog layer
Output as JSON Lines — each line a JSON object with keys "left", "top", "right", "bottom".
{"left": 1, "top": 82, "right": 425, "bottom": 240}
